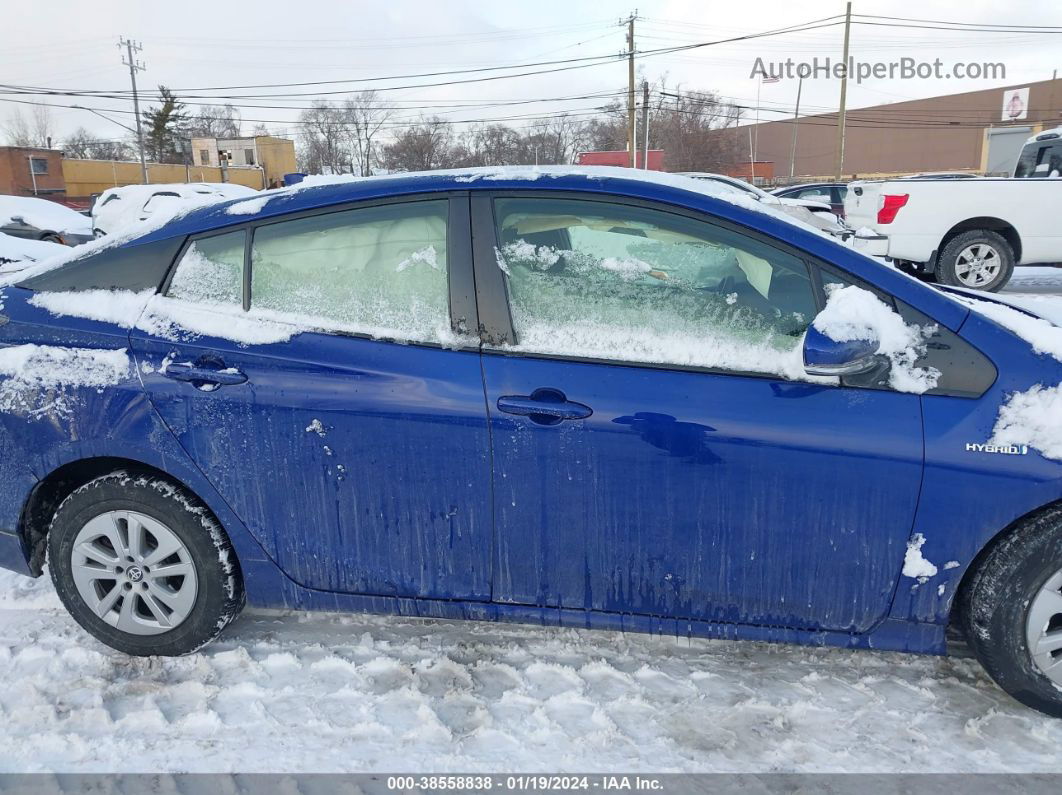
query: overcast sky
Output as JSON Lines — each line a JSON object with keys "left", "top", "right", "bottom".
{"left": 2, "top": 0, "right": 1060, "bottom": 146}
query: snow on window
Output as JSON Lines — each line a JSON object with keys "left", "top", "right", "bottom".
{"left": 812, "top": 285, "right": 940, "bottom": 394}
{"left": 495, "top": 197, "right": 818, "bottom": 379}
{"left": 395, "top": 245, "right": 438, "bottom": 272}
{"left": 990, "top": 384, "right": 1062, "bottom": 461}
{"left": 250, "top": 201, "right": 451, "bottom": 345}
{"left": 0, "top": 344, "right": 130, "bottom": 418}
{"left": 168, "top": 232, "right": 245, "bottom": 307}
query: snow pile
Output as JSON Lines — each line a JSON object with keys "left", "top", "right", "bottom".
{"left": 0, "top": 196, "right": 90, "bottom": 236}
{"left": 953, "top": 295, "right": 1062, "bottom": 461}
{"left": 0, "top": 344, "right": 130, "bottom": 417}
{"left": 28, "top": 288, "right": 153, "bottom": 328}
{"left": 990, "top": 384, "right": 1062, "bottom": 461}
{"left": 964, "top": 298, "right": 1062, "bottom": 362}
{"left": 225, "top": 196, "right": 272, "bottom": 216}
{"left": 3, "top": 568, "right": 1062, "bottom": 772}
{"left": 813, "top": 285, "right": 940, "bottom": 393}
{"left": 902, "top": 533, "right": 939, "bottom": 583}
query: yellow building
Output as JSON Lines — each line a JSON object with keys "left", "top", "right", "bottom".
{"left": 61, "top": 159, "right": 266, "bottom": 199}
{"left": 190, "top": 135, "right": 298, "bottom": 188}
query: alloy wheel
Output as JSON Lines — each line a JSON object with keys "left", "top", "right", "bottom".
{"left": 69, "top": 510, "right": 198, "bottom": 635}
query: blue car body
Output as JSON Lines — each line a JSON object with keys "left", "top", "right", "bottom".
{"left": 0, "top": 169, "right": 1059, "bottom": 655}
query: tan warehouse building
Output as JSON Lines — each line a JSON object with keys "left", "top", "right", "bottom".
{"left": 728, "top": 77, "right": 1062, "bottom": 181}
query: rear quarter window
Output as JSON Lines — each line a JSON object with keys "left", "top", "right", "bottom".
{"left": 17, "top": 237, "right": 186, "bottom": 293}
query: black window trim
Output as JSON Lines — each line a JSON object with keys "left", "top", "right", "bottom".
{"left": 469, "top": 189, "right": 917, "bottom": 386}
{"left": 160, "top": 191, "right": 478, "bottom": 350}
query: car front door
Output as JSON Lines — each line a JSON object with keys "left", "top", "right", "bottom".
{"left": 130, "top": 194, "right": 494, "bottom": 600}
{"left": 472, "top": 193, "right": 924, "bottom": 633}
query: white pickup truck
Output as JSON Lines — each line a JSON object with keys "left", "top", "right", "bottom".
{"left": 845, "top": 130, "right": 1061, "bottom": 291}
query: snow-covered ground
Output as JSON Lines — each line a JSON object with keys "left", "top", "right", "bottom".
{"left": 2, "top": 265, "right": 1062, "bottom": 774}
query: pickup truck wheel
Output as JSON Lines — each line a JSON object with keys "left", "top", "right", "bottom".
{"left": 961, "top": 504, "right": 1062, "bottom": 718}
{"left": 936, "top": 230, "right": 1014, "bottom": 292}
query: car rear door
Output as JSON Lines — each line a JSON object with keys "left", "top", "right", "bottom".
{"left": 472, "top": 192, "right": 924, "bottom": 633}
{"left": 129, "top": 194, "right": 494, "bottom": 600}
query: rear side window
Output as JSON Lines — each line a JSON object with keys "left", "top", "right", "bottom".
{"left": 17, "top": 237, "right": 184, "bottom": 293}
{"left": 492, "top": 197, "right": 817, "bottom": 376}
{"left": 249, "top": 200, "right": 450, "bottom": 342}
{"left": 167, "top": 230, "right": 245, "bottom": 306}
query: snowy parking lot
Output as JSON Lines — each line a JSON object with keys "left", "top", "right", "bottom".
{"left": 0, "top": 266, "right": 1060, "bottom": 775}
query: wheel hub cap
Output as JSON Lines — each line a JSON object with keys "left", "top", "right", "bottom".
{"left": 70, "top": 510, "right": 198, "bottom": 636}
{"left": 955, "top": 243, "right": 1002, "bottom": 288}
{"left": 1026, "top": 570, "right": 1062, "bottom": 685}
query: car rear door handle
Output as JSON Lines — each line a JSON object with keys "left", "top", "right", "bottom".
{"left": 162, "top": 362, "right": 248, "bottom": 386}
{"left": 497, "top": 389, "right": 592, "bottom": 422}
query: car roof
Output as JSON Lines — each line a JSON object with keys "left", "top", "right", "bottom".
{"left": 26, "top": 166, "right": 967, "bottom": 331}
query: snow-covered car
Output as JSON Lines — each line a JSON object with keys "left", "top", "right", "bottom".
{"left": 92, "top": 182, "right": 258, "bottom": 237}
{"left": 4, "top": 166, "right": 1062, "bottom": 719}
{"left": 679, "top": 172, "right": 845, "bottom": 233}
{"left": 0, "top": 232, "right": 66, "bottom": 274}
{"left": 0, "top": 196, "right": 93, "bottom": 247}
{"left": 844, "top": 176, "right": 1058, "bottom": 291}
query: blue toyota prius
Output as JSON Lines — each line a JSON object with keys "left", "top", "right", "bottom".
{"left": 0, "top": 167, "right": 1060, "bottom": 716}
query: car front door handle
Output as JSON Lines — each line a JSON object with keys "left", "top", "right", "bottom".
{"left": 162, "top": 362, "right": 248, "bottom": 387}
{"left": 497, "top": 388, "right": 592, "bottom": 422}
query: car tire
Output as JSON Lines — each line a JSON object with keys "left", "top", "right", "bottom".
{"left": 961, "top": 505, "right": 1062, "bottom": 717}
{"left": 935, "top": 229, "right": 1014, "bottom": 292}
{"left": 47, "top": 471, "right": 244, "bottom": 656}
{"left": 39, "top": 233, "right": 63, "bottom": 244}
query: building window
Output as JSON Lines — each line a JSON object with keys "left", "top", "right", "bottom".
{"left": 29, "top": 158, "right": 48, "bottom": 175}
{"left": 199, "top": 149, "right": 211, "bottom": 165}
{"left": 244, "top": 149, "right": 255, "bottom": 165}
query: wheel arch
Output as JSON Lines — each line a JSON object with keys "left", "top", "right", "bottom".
{"left": 18, "top": 455, "right": 242, "bottom": 576}
{"left": 939, "top": 217, "right": 1022, "bottom": 263}
{"left": 949, "top": 497, "right": 1062, "bottom": 639}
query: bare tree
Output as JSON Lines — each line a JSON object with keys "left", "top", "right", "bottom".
{"left": 3, "top": 105, "right": 54, "bottom": 148}
{"left": 62, "top": 127, "right": 132, "bottom": 160}
{"left": 343, "top": 91, "right": 393, "bottom": 176}
{"left": 187, "top": 105, "right": 242, "bottom": 139}
{"left": 380, "top": 117, "right": 455, "bottom": 172}
{"left": 296, "top": 101, "right": 349, "bottom": 174}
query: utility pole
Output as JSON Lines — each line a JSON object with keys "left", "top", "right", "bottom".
{"left": 833, "top": 2, "right": 852, "bottom": 180}
{"left": 789, "top": 75, "right": 803, "bottom": 179}
{"left": 119, "top": 37, "right": 149, "bottom": 184}
{"left": 626, "top": 13, "right": 637, "bottom": 168}
{"left": 641, "top": 80, "right": 650, "bottom": 169}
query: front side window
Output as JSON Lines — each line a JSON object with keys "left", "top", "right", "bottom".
{"left": 795, "top": 187, "right": 832, "bottom": 203}
{"left": 251, "top": 200, "right": 450, "bottom": 342}
{"left": 167, "top": 230, "right": 245, "bottom": 306}
{"left": 493, "top": 197, "right": 818, "bottom": 377}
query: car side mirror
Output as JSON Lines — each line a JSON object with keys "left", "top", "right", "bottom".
{"left": 9, "top": 215, "right": 25, "bottom": 224}
{"left": 803, "top": 324, "right": 880, "bottom": 376}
